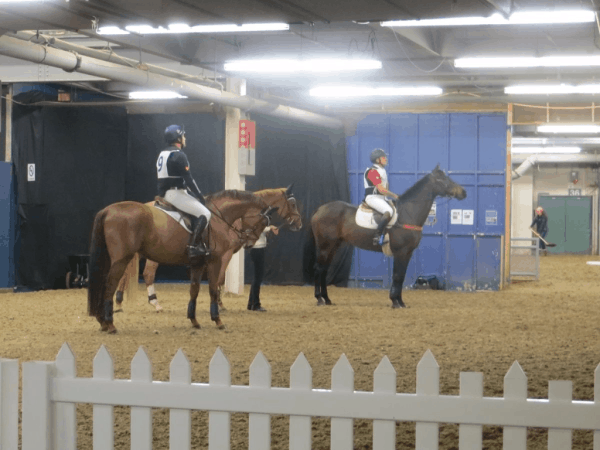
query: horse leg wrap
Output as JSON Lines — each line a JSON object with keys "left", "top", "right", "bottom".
{"left": 148, "top": 293, "right": 157, "bottom": 303}
{"left": 115, "top": 291, "right": 123, "bottom": 304}
{"left": 104, "top": 300, "right": 114, "bottom": 322}
{"left": 187, "top": 301, "right": 196, "bottom": 319}
{"left": 210, "top": 303, "right": 219, "bottom": 320}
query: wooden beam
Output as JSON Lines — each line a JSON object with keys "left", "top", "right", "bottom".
{"left": 503, "top": 103, "right": 513, "bottom": 288}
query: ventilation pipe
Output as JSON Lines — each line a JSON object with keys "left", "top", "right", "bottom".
{"left": 512, "top": 153, "right": 600, "bottom": 179}
{"left": 0, "top": 34, "right": 344, "bottom": 129}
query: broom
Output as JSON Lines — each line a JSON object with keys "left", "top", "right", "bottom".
{"left": 530, "top": 228, "right": 557, "bottom": 248}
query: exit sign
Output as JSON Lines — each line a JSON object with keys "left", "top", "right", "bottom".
{"left": 568, "top": 189, "right": 581, "bottom": 196}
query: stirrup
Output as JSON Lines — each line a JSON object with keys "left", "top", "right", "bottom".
{"left": 187, "top": 244, "right": 210, "bottom": 258}
{"left": 377, "top": 234, "right": 386, "bottom": 246}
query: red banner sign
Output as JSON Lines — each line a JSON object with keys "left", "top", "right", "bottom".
{"left": 239, "top": 120, "right": 256, "bottom": 149}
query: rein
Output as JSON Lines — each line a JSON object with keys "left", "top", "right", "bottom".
{"left": 207, "top": 201, "right": 270, "bottom": 245}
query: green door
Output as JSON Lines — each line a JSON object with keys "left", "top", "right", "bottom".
{"left": 538, "top": 196, "right": 592, "bottom": 254}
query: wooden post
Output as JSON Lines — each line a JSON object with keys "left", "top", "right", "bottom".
{"left": 224, "top": 78, "right": 246, "bottom": 295}
{"left": 4, "top": 84, "right": 12, "bottom": 162}
{"left": 503, "top": 104, "right": 513, "bottom": 289}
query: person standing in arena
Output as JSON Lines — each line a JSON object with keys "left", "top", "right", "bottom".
{"left": 530, "top": 206, "right": 549, "bottom": 256}
{"left": 247, "top": 225, "right": 279, "bottom": 312}
{"left": 364, "top": 148, "right": 400, "bottom": 246}
{"left": 156, "top": 124, "right": 211, "bottom": 259}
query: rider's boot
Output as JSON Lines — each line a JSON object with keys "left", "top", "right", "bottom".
{"left": 187, "top": 215, "right": 210, "bottom": 260}
{"left": 374, "top": 212, "right": 392, "bottom": 246}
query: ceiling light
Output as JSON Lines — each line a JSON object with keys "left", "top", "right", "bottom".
{"left": 381, "top": 10, "right": 594, "bottom": 27}
{"left": 455, "top": 55, "right": 600, "bottom": 68}
{"left": 309, "top": 86, "right": 442, "bottom": 98}
{"left": 511, "top": 147, "right": 581, "bottom": 154}
{"left": 224, "top": 59, "right": 382, "bottom": 73}
{"left": 129, "top": 91, "right": 187, "bottom": 99}
{"left": 505, "top": 84, "right": 600, "bottom": 94}
{"left": 99, "top": 23, "right": 289, "bottom": 35}
{"left": 537, "top": 125, "right": 600, "bottom": 133}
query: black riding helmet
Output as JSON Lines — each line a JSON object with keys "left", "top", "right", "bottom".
{"left": 164, "top": 124, "right": 185, "bottom": 144}
{"left": 370, "top": 148, "right": 387, "bottom": 164}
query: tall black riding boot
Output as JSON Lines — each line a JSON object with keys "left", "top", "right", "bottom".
{"left": 373, "top": 212, "right": 392, "bottom": 246}
{"left": 187, "top": 215, "right": 210, "bottom": 260}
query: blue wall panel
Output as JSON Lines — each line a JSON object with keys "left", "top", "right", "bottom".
{"left": 347, "top": 112, "right": 506, "bottom": 292}
{"left": 0, "top": 162, "right": 16, "bottom": 288}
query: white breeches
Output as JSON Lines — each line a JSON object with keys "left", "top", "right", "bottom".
{"left": 164, "top": 189, "right": 212, "bottom": 221}
{"left": 365, "top": 195, "right": 393, "bottom": 216}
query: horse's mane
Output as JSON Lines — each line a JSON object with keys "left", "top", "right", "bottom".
{"left": 397, "top": 172, "right": 432, "bottom": 202}
{"left": 254, "top": 188, "right": 285, "bottom": 198}
{"left": 206, "top": 189, "right": 266, "bottom": 208}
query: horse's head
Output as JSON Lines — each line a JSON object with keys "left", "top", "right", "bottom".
{"left": 279, "top": 184, "right": 303, "bottom": 231}
{"left": 430, "top": 165, "right": 467, "bottom": 200}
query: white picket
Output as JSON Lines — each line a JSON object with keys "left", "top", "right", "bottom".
{"left": 54, "top": 343, "right": 77, "bottom": 450}
{"left": 458, "top": 372, "right": 483, "bottom": 450}
{"left": 289, "top": 352, "right": 312, "bottom": 450}
{"left": 170, "top": 349, "right": 192, "bottom": 450}
{"left": 93, "top": 345, "right": 114, "bottom": 450}
{"left": 373, "top": 356, "right": 396, "bottom": 450}
{"left": 209, "top": 347, "right": 231, "bottom": 450}
{"left": 22, "top": 361, "right": 53, "bottom": 450}
{"left": 331, "top": 354, "right": 354, "bottom": 450}
{"left": 0, "top": 358, "right": 18, "bottom": 450}
{"left": 548, "top": 381, "right": 572, "bottom": 450}
{"left": 249, "top": 351, "right": 271, "bottom": 450}
{"left": 415, "top": 350, "right": 440, "bottom": 450}
{"left": 131, "top": 347, "right": 153, "bottom": 450}
{"left": 502, "top": 361, "right": 527, "bottom": 450}
{"left": 594, "top": 363, "right": 600, "bottom": 450}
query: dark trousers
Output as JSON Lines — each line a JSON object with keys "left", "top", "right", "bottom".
{"left": 538, "top": 230, "right": 547, "bottom": 250}
{"left": 248, "top": 248, "right": 266, "bottom": 309}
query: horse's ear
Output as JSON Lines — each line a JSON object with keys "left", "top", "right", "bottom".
{"left": 285, "top": 184, "right": 294, "bottom": 196}
{"left": 434, "top": 164, "right": 440, "bottom": 171}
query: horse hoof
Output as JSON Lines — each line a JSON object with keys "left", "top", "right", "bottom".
{"left": 107, "top": 325, "right": 118, "bottom": 334}
{"left": 391, "top": 301, "right": 407, "bottom": 309}
{"left": 217, "top": 324, "right": 227, "bottom": 330}
{"left": 219, "top": 307, "right": 227, "bottom": 313}
{"left": 155, "top": 307, "right": 163, "bottom": 313}
{"left": 191, "top": 320, "right": 200, "bottom": 329}
{"left": 114, "top": 308, "right": 123, "bottom": 313}
{"left": 325, "top": 301, "right": 334, "bottom": 306}
{"left": 316, "top": 297, "right": 325, "bottom": 306}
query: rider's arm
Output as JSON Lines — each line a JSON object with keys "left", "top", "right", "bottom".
{"left": 367, "top": 170, "right": 398, "bottom": 199}
{"left": 169, "top": 152, "right": 206, "bottom": 204}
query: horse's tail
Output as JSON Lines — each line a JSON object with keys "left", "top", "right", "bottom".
{"left": 88, "top": 208, "right": 109, "bottom": 317}
{"left": 302, "top": 225, "right": 317, "bottom": 283}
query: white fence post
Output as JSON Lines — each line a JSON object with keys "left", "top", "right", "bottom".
{"left": 548, "top": 381, "right": 572, "bottom": 450}
{"left": 170, "top": 349, "right": 192, "bottom": 450}
{"left": 131, "top": 347, "right": 153, "bottom": 450}
{"left": 209, "top": 347, "right": 231, "bottom": 450}
{"left": 93, "top": 345, "right": 114, "bottom": 450}
{"left": 289, "top": 353, "right": 312, "bottom": 450}
{"left": 595, "top": 363, "right": 600, "bottom": 450}
{"left": 503, "top": 361, "right": 527, "bottom": 450}
{"left": 22, "top": 361, "right": 54, "bottom": 450}
{"left": 249, "top": 351, "right": 271, "bottom": 450}
{"left": 373, "top": 356, "right": 396, "bottom": 450}
{"left": 458, "top": 372, "right": 483, "bottom": 450}
{"left": 0, "top": 358, "right": 18, "bottom": 450}
{"left": 415, "top": 350, "right": 439, "bottom": 450}
{"left": 331, "top": 354, "right": 354, "bottom": 450}
{"left": 54, "top": 343, "right": 77, "bottom": 450}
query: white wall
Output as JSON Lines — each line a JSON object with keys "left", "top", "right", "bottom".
{"left": 511, "top": 164, "right": 598, "bottom": 254}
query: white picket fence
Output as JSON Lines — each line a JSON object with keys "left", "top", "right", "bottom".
{"left": 1, "top": 344, "right": 600, "bottom": 450}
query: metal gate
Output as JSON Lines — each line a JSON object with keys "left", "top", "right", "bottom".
{"left": 346, "top": 113, "right": 506, "bottom": 291}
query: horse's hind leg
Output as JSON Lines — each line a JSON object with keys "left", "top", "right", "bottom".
{"left": 114, "top": 272, "right": 128, "bottom": 313}
{"left": 187, "top": 266, "right": 204, "bottom": 329}
{"left": 143, "top": 260, "right": 162, "bottom": 312}
{"left": 314, "top": 263, "right": 333, "bottom": 306}
{"left": 102, "top": 258, "right": 133, "bottom": 333}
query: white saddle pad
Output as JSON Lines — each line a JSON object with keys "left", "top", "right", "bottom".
{"left": 355, "top": 203, "right": 398, "bottom": 230}
{"left": 153, "top": 205, "right": 192, "bottom": 233}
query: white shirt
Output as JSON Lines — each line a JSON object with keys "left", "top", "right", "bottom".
{"left": 251, "top": 226, "right": 275, "bottom": 249}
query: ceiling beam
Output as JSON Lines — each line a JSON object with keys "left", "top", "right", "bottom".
{"left": 477, "top": 0, "right": 513, "bottom": 19}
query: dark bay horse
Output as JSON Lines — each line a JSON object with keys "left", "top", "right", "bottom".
{"left": 304, "top": 165, "right": 467, "bottom": 308}
{"left": 115, "top": 186, "right": 303, "bottom": 312}
{"left": 88, "top": 190, "right": 272, "bottom": 333}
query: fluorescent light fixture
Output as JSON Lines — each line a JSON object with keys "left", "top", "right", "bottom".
{"left": 309, "top": 86, "right": 443, "bottom": 98}
{"left": 511, "top": 147, "right": 581, "bottom": 154}
{"left": 224, "top": 59, "right": 382, "bottom": 73}
{"left": 537, "top": 124, "right": 600, "bottom": 133}
{"left": 129, "top": 91, "right": 187, "bottom": 100}
{"left": 455, "top": 55, "right": 600, "bottom": 68}
{"left": 99, "top": 23, "right": 289, "bottom": 35}
{"left": 505, "top": 84, "right": 600, "bottom": 94}
{"left": 381, "top": 10, "right": 594, "bottom": 27}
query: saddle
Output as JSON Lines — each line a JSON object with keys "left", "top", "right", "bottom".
{"left": 355, "top": 200, "right": 398, "bottom": 230}
{"left": 153, "top": 196, "right": 194, "bottom": 233}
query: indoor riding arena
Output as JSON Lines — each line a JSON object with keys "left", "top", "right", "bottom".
{"left": 1, "top": 1, "right": 600, "bottom": 449}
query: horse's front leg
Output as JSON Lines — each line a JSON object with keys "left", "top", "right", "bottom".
{"left": 143, "top": 260, "right": 162, "bottom": 312}
{"left": 390, "top": 251, "right": 414, "bottom": 308}
{"left": 187, "top": 265, "right": 205, "bottom": 328}
{"left": 215, "top": 248, "right": 235, "bottom": 312}
{"left": 315, "top": 263, "right": 333, "bottom": 306}
{"left": 207, "top": 261, "right": 226, "bottom": 329}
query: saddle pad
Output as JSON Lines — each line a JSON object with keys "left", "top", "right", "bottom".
{"left": 355, "top": 204, "right": 398, "bottom": 230}
{"left": 153, "top": 203, "right": 192, "bottom": 234}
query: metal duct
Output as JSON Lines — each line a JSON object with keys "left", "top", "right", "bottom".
{"left": 511, "top": 153, "right": 600, "bottom": 179}
{"left": 0, "top": 34, "right": 344, "bottom": 129}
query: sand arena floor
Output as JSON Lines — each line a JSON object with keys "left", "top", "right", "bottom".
{"left": 0, "top": 253, "right": 599, "bottom": 449}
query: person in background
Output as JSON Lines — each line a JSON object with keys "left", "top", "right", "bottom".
{"left": 530, "top": 206, "right": 549, "bottom": 256}
{"left": 247, "top": 225, "right": 279, "bottom": 312}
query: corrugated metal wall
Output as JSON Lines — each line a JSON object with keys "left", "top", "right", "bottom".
{"left": 347, "top": 113, "right": 506, "bottom": 291}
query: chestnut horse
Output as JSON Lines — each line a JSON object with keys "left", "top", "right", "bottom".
{"left": 88, "top": 190, "right": 272, "bottom": 333}
{"left": 304, "top": 165, "right": 467, "bottom": 308}
{"left": 115, "top": 185, "right": 303, "bottom": 312}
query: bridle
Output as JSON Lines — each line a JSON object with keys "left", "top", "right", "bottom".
{"left": 207, "top": 202, "right": 273, "bottom": 249}
{"left": 279, "top": 196, "right": 302, "bottom": 229}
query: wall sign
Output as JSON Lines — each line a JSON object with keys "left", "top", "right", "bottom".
{"left": 27, "top": 164, "right": 35, "bottom": 182}
{"left": 451, "top": 209, "right": 462, "bottom": 224}
{"left": 485, "top": 210, "right": 498, "bottom": 225}
{"left": 568, "top": 189, "right": 581, "bottom": 196}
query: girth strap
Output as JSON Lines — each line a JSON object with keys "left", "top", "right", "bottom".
{"left": 401, "top": 224, "right": 423, "bottom": 231}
